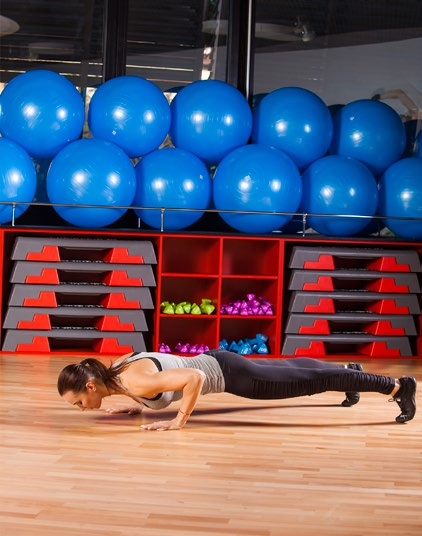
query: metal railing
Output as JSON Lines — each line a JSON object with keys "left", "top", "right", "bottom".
{"left": 1, "top": 199, "right": 421, "bottom": 236}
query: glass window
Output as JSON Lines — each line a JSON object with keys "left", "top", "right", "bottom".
{"left": 126, "top": 0, "right": 230, "bottom": 92}
{"left": 0, "top": 0, "right": 104, "bottom": 90}
{"left": 253, "top": 0, "right": 422, "bottom": 118}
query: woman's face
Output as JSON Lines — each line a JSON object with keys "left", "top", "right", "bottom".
{"left": 62, "top": 381, "right": 103, "bottom": 410}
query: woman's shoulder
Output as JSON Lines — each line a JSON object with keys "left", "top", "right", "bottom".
{"left": 112, "top": 352, "right": 134, "bottom": 367}
{"left": 123, "top": 353, "right": 164, "bottom": 374}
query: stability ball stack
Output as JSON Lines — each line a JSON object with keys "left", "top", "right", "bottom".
{"left": 44, "top": 74, "right": 173, "bottom": 228}
{"left": 214, "top": 86, "right": 333, "bottom": 234}
{"left": 48, "top": 74, "right": 172, "bottom": 228}
{"left": 134, "top": 78, "right": 252, "bottom": 230}
{"left": 0, "top": 69, "right": 419, "bottom": 238}
{"left": 0, "top": 69, "right": 86, "bottom": 224}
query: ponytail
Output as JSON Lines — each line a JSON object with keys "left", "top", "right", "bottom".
{"left": 57, "top": 357, "right": 130, "bottom": 395}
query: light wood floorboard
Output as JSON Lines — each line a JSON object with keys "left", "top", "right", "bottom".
{"left": 1, "top": 354, "right": 421, "bottom": 536}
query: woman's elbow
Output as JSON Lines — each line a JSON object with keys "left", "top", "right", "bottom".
{"left": 191, "top": 369, "right": 206, "bottom": 388}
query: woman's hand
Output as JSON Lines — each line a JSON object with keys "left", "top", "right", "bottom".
{"left": 140, "top": 419, "right": 181, "bottom": 431}
{"left": 105, "top": 406, "right": 143, "bottom": 415}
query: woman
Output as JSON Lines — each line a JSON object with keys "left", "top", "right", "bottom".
{"left": 57, "top": 349, "right": 417, "bottom": 430}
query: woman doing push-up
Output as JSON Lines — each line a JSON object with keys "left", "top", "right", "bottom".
{"left": 57, "top": 349, "right": 417, "bottom": 431}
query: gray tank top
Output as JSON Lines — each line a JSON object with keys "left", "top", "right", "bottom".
{"left": 114, "top": 352, "right": 225, "bottom": 409}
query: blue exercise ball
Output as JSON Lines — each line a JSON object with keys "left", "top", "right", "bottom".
{"left": 329, "top": 99, "right": 406, "bottom": 176}
{"left": 213, "top": 144, "right": 302, "bottom": 234}
{"left": 169, "top": 80, "right": 252, "bottom": 164}
{"left": 0, "top": 138, "right": 37, "bottom": 224}
{"left": 47, "top": 139, "right": 136, "bottom": 227}
{"left": 88, "top": 76, "right": 171, "bottom": 158}
{"left": 251, "top": 87, "right": 333, "bottom": 171}
{"left": 0, "top": 70, "right": 84, "bottom": 159}
{"left": 378, "top": 157, "right": 422, "bottom": 240}
{"left": 301, "top": 155, "right": 378, "bottom": 237}
{"left": 133, "top": 147, "right": 211, "bottom": 230}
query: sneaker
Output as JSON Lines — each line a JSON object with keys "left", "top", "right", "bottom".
{"left": 341, "top": 363, "right": 364, "bottom": 407}
{"left": 390, "top": 377, "right": 417, "bottom": 423}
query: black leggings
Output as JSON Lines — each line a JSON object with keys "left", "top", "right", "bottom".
{"left": 205, "top": 350, "right": 395, "bottom": 400}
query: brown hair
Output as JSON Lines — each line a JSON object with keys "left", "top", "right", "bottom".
{"left": 57, "top": 357, "right": 129, "bottom": 395}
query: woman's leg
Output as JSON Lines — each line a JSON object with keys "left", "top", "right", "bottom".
{"left": 248, "top": 357, "right": 361, "bottom": 406}
{"left": 248, "top": 357, "right": 348, "bottom": 370}
{"left": 205, "top": 350, "right": 416, "bottom": 422}
{"left": 208, "top": 351, "right": 394, "bottom": 398}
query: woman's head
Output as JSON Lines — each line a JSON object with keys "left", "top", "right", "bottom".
{"left": 57, "top": 358, "right": 121, "bottom": 410}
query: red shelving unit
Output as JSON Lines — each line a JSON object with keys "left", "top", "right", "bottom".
{"left": 155, "top": 234, "right": 282, "bottom": 355}
{"left": 0, "top": 227, "right": 420, "bottom": 359}
{"left": 282, "top": 241, "right": 421, "bottom": 358}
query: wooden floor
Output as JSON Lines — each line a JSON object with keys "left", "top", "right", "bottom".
{"left": 1, "top": 354, "right": 421, "bottom": 536}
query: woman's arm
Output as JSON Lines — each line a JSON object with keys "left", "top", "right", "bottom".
{"left": 128, "top": 367, "right": 206, "bottom": 431}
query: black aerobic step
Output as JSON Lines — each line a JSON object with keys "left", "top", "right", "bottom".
{"left": 2, "top": 329, "right": 147, "bottom": 353}
{"left": 10, "top": 261, "right": 156, "bottom": 286}
{"left": 281, "top": 334, "right": 413, "bottom": 357}
{"left": 288, "top": 270, "right": 420, "bottom": 293}
{"left": 287, "top": 291, "right": 421, "bottom": 314}
{"left": 11, "top": 236, "right": 157, "bottom": 264}
{"left": 289, "top": 246, "right": 421, "bottom": 272}
{"left": 8, "top": 283, "right": 155, "bottom": 309}
{"left": 284, "top": 312, "right": 417, "bottom": 336}
{"left": 3, "top": 306, "right": 149, "bottom": 331}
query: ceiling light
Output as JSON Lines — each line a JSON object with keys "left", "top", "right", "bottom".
{"left": 0, "top": 15, "right": 20, "bottom": 36}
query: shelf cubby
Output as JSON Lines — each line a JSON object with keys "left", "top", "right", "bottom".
{"left": 161, "top": 235, "right": 220, "bottom": 275}
{"left": 222, "top": 237, "right": 280, "bottom": 277}
{"left": 160, "top": 275, "right": 219, "bottom": 308}
{"left": 220, "top": 277, "right": 278, "bottom": 310}
{"left": 158, "top": 315, "right": 218, "bottom": 352}
{"left": 219, "top": 316, "right": 279, "bottom": 356}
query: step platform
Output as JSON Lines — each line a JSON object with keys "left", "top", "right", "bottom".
{"left": 282, "top": 334, "right": 413, "bottom": 357}
{"left": 289, "top": 246, "right": 421, "bottom": 272}
{"left": 284, "top": 312, "right": 417, "bottom": 336}
{"left": 7, "top": 284, "right": 155, "bottom": 309}
{"left": 10, "top": 261, "right": 156, "bottom": 287}
{"left": 1, "top": 329, "right": 147, "bottom": 353}
{"left": 288, "top": 270, "right": 420, "bottom": 293}
{"left": 11, "top": 237, "right": 157, "bottom": 264}
{"left": 3, "top": 306, "right": 149, "bottom": 332}
{"left": 287, "top": 291, "right": 421, "bottom": 315}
